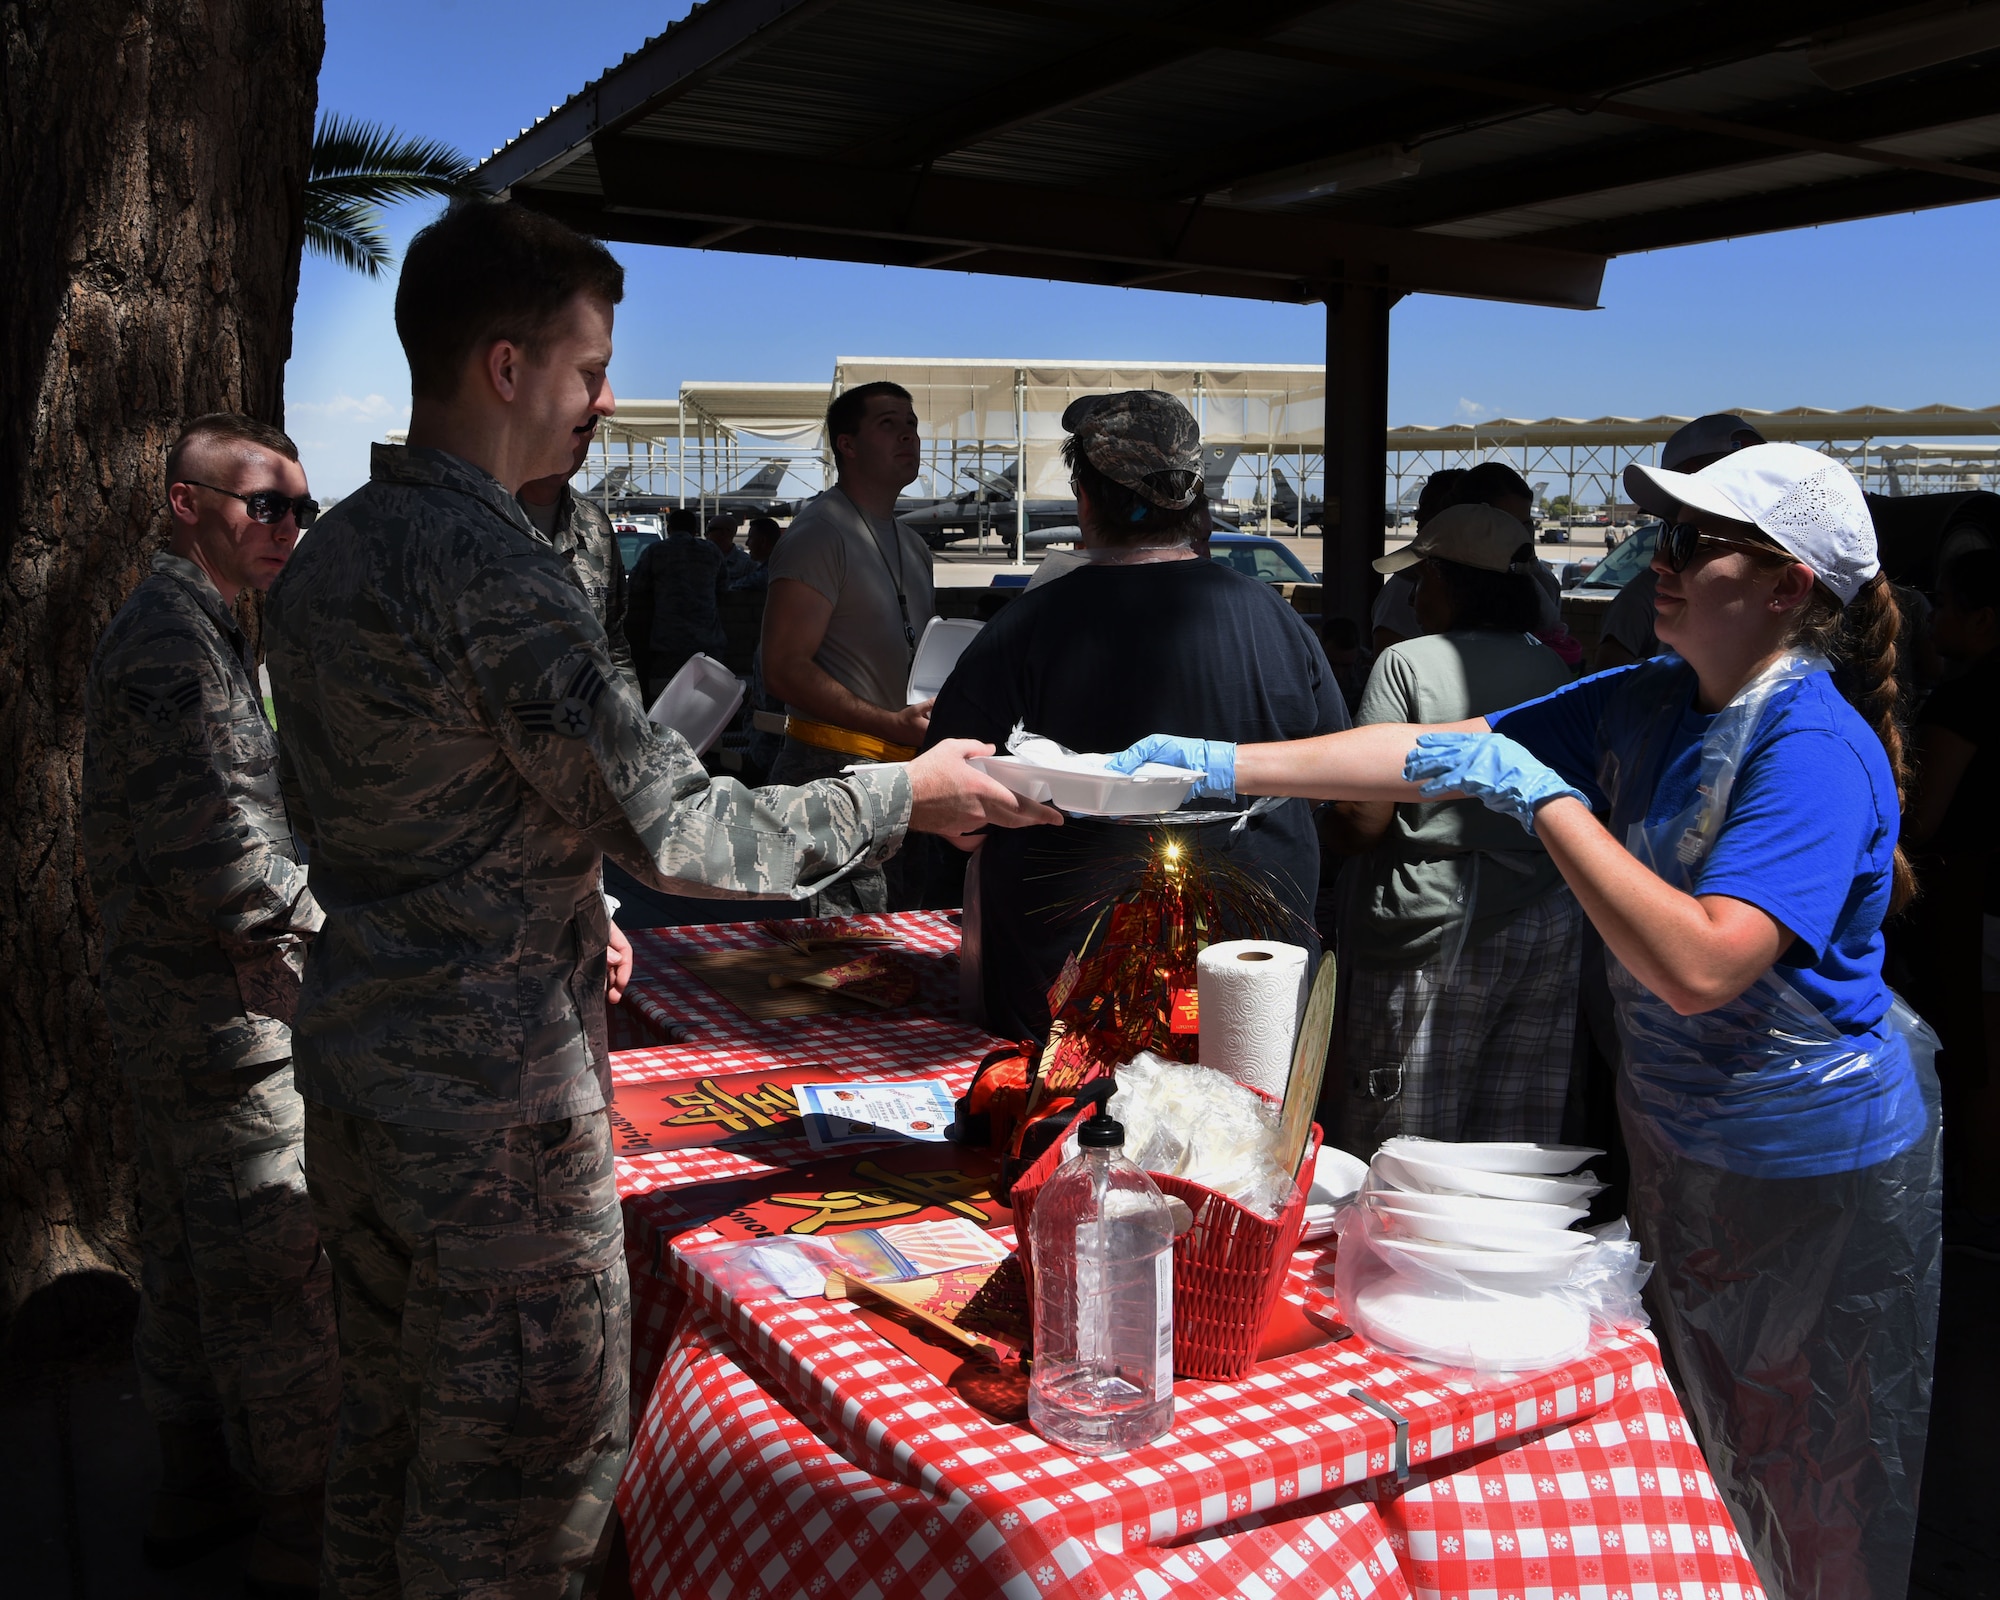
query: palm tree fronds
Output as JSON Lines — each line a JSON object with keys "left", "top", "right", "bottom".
{"left": 305, "top": 114, "right": 486, "bottom": 276}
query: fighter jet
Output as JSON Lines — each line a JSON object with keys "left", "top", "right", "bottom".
{"left": 1264, "top": 465, "right": 1324, "bottom": 530}
{"left": 900, "top": 445, "right": 1243, "bottom": 549}
{"left": 592, "top": 458, "right": 798, "bottom": 517}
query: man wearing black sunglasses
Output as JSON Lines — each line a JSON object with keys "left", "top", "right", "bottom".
{"left": 82, "top": 413, "right": 336, "bottom": 1597}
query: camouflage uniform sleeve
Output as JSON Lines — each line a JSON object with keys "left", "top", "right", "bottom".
{"left": 117, "top": 628, "right": 322, "bottom": 1024}
{"left": 455, "top": 552, "right": 911, "bottom": 899}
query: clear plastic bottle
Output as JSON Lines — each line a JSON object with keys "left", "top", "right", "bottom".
{"left": 1028, "top": 1105, "right": 1176, "bottom": 1455}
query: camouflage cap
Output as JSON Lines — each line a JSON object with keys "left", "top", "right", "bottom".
{"left": 1060, "top": 390, "right": 1203, "bottom": 509}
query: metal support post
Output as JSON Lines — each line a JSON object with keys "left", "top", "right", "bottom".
{"left": 1324, "top": 283, "right": 1398, "bottom": 635}
{"left": 1014, "top": 369, "right": 1027, "bottom": 566}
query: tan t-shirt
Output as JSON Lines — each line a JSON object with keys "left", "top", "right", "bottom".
{"left": 767, "top": 486, "right": 936, "bottom": 715}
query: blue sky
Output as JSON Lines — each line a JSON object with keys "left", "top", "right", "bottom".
{"left": 290, "top": 0, "right": 2000, "bottom": 497}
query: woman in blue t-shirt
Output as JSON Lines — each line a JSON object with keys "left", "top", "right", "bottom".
{"left": 1113, "top": 443, "right": 1941, "bottom": 1600}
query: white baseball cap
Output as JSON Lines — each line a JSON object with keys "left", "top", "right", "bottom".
{"left": 1373, "top": 502, "right": 1532, "bottom": 575}
{"left": 1622, "top": 442, "right": 1878, "bottom": 605}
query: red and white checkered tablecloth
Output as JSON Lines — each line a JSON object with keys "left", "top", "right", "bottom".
{"left": 618, "top": 1247, "right": 1763, "bottom": 1600}
{"left": 620, "top": 913, "right": 984, "bottom": 1048}
{"left": 611, "top": 912, "right": 1011, "bottom": 1402}
{"left": 607, "top": 913, "right": 1764, "bottom": 1600}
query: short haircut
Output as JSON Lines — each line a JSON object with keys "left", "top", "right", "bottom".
{"left": 1413, "top": 469, "right": 1468, "bottom": 528}
{"left": 1426, "top": 541, "right": 1541, "bottom": 633}
{"left": 167, "top": 414, "right": 299, "bottom": 485}
{"left": 1461, "top": 460, "right": 1535, "bottom": 506}
{"left": 666, "top": 506, "right": 702, "bottom": 536}
{"left": 1062, "top": 434, "right": 1207, "bottom": 546}
{"left": 705, "top": 514, "right": 740, "bottom": 538}
{"left": 1939, "top": 547, "right": 1998, "bottom": 613}
{"left": 746, "top": 516, "right": 782, "bottom": 540}
{"left": 395, "top": 201, "right": 625, "bottom": 401}
{"left": 826, "top": 382, "right": 913, "bottom": 463}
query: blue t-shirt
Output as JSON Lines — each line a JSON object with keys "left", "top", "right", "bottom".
{"left": 1492, "top": 662, "right": 1923, "bottom": 1176}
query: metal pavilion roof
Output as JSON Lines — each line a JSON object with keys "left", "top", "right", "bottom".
{"left": 479, "top": 0, "right": 2000, "bottom": 313}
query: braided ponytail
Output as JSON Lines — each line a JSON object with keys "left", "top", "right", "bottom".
{"left": 1789, "top": 571, "right": 1917, "bottom": 913}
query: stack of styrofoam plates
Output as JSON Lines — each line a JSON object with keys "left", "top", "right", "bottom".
{"left": 1345, "top": 1138, "right": 1608, "bottom": 1370}
{"left": 1362, "top": 1137, "right": 1603, "bottom": 1287}
{"left": 1301, "top": 1146, "right": 1368, "bottom": 1243}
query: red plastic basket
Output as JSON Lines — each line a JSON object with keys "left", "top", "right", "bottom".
{"left": 1010, "top": 1114, "right": 1320, "bottom": 1382}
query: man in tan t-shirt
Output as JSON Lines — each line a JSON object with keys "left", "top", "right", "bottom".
{"left": 763, "top": 380, "right": 937, "bottom": 912}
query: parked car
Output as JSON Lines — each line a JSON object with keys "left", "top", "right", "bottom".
{"left": 613, "top": 524, "right": 662, "bottom": 572}
{"left": 1567, "top": 523, "right": 1658, "bottom": 592}
{"left": 1207, "top": 531, "right": 1318, "bottom": 583}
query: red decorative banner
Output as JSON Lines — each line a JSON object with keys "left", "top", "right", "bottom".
{"left": 610, "top": 1065, "right": 834, "bottom": 1155}
{"left": 640, "top": 1144, "right": 1013, "bottom": 1270}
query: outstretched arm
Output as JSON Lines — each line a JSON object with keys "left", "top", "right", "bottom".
{"left": 1531, "top": 798, "right": 1790, "bottom": 1015}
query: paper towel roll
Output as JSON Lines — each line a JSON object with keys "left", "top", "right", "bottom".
{"left": 1197, "top": 940, "right": 1310, "bottom": 1099}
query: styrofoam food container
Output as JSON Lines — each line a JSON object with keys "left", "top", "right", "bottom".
{"left": 906, "top": 616, "right": 984, "bottom": 704}
{"left": 1371, "top": 1203, "right": 1589, "bottom": 1254}
{"left": 968, "top": 754, "right": 1198, "bottom": 817}
{"left": 648, "top": 653, "right": 743, "bottom": 755}
{"left": 1362, "top": 1185, "right": 1586, "bottom": 1230}
{"left": 1379, "top": 1135, "right": 1602, "bottom": 1177}
{"left": 1373, "top": 1149, "right": 1601, "bottom": 1206}
{"left": 1353, "top": 1279, "right": 1590, "bottom": 1370}
{"left": 1372, "top": 1234, "right": 1589, "bottom": 1286}
{"left": 1309, "top": 1146, "right": 1368, "bottom": 1208}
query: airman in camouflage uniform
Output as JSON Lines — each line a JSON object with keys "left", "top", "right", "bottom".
{"left": 265, "top": 442, "right": 913, "bottom": 1600}
{"left": 82, "top": 416, "right": 338, "bottom": 1597}
{"left": 518, "top": 443, "right": 639, "bottom": 698}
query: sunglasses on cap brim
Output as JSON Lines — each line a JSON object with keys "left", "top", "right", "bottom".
{"left": 178, "top": 480, "right": 320, "bottom": 529}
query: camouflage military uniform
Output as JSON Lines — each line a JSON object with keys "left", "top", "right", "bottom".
{"left": 518, "top": 485, "right": 640, "bottom": 698}
{"left": 265, "top": 444, "right": 911, "bottom": 1599}
{"left": 82, "top": 552, "right": 337, "bottom": 1498}
{"left": 625, "top": 529, "right": 726, "bottom": 696}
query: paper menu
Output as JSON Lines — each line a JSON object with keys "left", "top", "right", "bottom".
{"left": 799, "top": 1079, "right": 955, "bottom": 1149}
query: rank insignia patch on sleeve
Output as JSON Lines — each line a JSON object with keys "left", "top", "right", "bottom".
{"left": 511, "top": 659, "right": 609, "bottom": 738}
{"left": 127, "top": 681, "right": 203, "bottom": 729}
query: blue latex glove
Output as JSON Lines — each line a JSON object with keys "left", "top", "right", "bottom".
{"left": 1403, "top": 732, "right": 1590, "bottom": 835}
{"left": 1106, "top": 734, "right": 1238, "bottom": 800}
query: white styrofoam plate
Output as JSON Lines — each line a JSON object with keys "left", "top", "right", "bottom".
{"left": 1352, "top": 1279, "right": 1590, "bottom": 1371}
{"left": 906, "top": 617, "right": 984, "bottom": 704}
{"left": 1370, "top": 1203, "right": 1590, "bottom": 1255}
{"left": 647, "top": 653, "right": 744, "bottom": 756}
{"left": 1372, "top": 1233, "right": 1589, "bottom": 1285}
{"left": 1379, "top": 1135, "right": 1603, "bottom": 1177}
{"left": 968, "top": 754, "right": 1199, "bottom": 817}
{"left": 1309, "top": 1146, "right": 1369, "bottom": 1208}
{"left": 1372, "top": 1149, "right": 1601, "bottom": 1206}
{"left": 1360, "top": 1185, "right": 1587, "bottom": 1230}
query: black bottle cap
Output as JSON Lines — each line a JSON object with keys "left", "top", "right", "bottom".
{"left": 1077, "top": 1106, "right": 1124, "bottom": 1148}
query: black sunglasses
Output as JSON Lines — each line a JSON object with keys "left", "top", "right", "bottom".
{"left": 1659, "top": 521, "right": 1787, "bottom": 573}
{"left": 178, "top": 480, "right": 319, "bottom": 529}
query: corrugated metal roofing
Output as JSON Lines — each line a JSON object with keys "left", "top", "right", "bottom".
{"left": 479, "top": 0, "right": 2000, "bottom": 307}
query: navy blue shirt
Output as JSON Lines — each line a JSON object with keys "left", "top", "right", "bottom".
{"left": 925, "top": 559, "right": 1347, "bottom": 1041}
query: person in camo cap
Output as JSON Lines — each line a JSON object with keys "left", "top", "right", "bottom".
{"left": 1062, "top": 387, "right": 1205, "bottom": 512}
{"left": 925, "top": 388, "right": 1347, "bottom": 1039}
{"left": 263, "top": 199, "right": 1055, "bottom": 1600}
{"left": 83, "top": 412, "right": 338, "bottom": 1598}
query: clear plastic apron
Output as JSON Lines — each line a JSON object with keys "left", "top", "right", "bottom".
{"left": 1597, "top": 650, "right": 1942, "bottom": 1600}
{"left": 1597, "top": 651, "right": 1928, "bottom": 1179}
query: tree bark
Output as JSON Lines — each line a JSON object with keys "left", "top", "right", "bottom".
{"left": 0, "top": 1, "right": 323, "bottom": 1330}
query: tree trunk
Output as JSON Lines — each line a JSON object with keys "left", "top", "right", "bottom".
{"left": 0, "top": 1, "right": 323, "bottom": 1334}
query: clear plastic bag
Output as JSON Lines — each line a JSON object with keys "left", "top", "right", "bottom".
{"left": 1332, "top": 1202, "right": 1650, "bottom": 1375}
{"left": 1099, "top": 1053, "right": 1298, "bottom": 1219}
